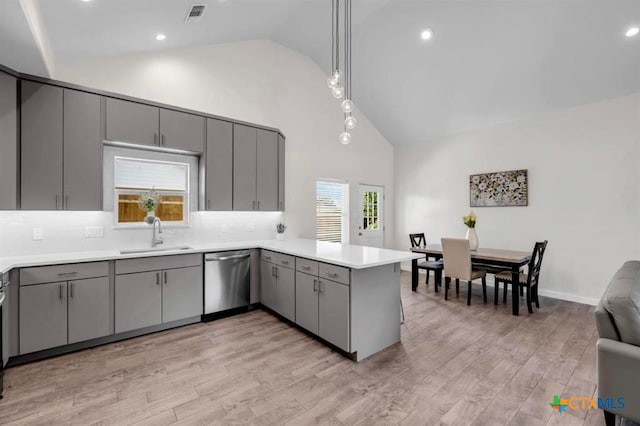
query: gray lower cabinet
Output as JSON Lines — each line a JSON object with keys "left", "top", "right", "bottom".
{"left": 115, "top": 271, "right": 162, "bottom": 333}
{"left": 105, "top": 97, "right": 159, "bottom": 147}
{"left": 160, "top": 109, "right": 204, "bottom": 153}
{"left": 20, "top": 81, "right": 63, "bottom": 210}
{"left": 205, "top": 118, "right": 233, "bottom": 210}
{"left": 67, "top": 277, "right": 110, "bottom": 344}
{"left": 295, "top": 272, "right": 318, "bottom": 334}
{"left": 260, "top": 256, "right": 294, "bottom": 321}
{"left": 0, "top": 71, "right": 17, "bottom": 210}
{"left": 20, "top": 282, "right": 68, "bottom": 354}
{"left": 318, "top": 279, "right": 350, "bottom": 351}
{"left": 162, "top": 266, "right": 203, "bottom": 323}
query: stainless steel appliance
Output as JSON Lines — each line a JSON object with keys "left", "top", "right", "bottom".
{"left": 0, "top": 276, "right": 6, "bottom": 399}
{"left": 204, "top": 250, "right": 251, "bottom": 316}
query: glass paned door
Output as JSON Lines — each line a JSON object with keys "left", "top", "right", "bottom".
{"left": 357, "top": 184, "right": 384, "bottom": 248}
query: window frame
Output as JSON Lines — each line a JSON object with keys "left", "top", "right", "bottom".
{"left": 316, "top": 179, "right": 350, "bottom": 244}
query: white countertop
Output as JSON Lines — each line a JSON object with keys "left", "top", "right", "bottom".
{"left": 0, "top": 239, "right": 422, "bottom": 274}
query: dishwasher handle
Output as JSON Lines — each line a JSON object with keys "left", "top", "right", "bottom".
{"left": 206, "top": 253, "right": 251, "bottom": 262}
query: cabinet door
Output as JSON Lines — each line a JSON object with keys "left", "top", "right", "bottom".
{"left": 276, "top": 266, "right": 295, "bottom": 322}
{"left": 233, "top": 124, "right": 257, "bottom": 211}
{"left": 115, "top": 271, "right": 162, "bottom": 333}
{"left": 205, "top": 118, "right": 233, "bottom": 211}
{"left": 63, "top": 89, "right": 102, "bottom": 211}
{"left": 162, "top": 266, "right": 203, "bottom": 323}
{"left": 68, "top": 277, "right": 110, "bottom": 344}
{"left": 256, "top": 129, "right": 279, "bottom": 211}
{"left": 278, "top": 134, "right": 285, "bottom": 211}
{"left": 160, "top": 109, "right": 205, "bottom": 153}
{"left": 2, "top": 281, "right": 11, "bottom": 366}
{"left": 319, "top": 279, "right": 350, "bottom": 351}
{"left": 260, "top": 260, "right": 276, "bottom": 310}
{"left": 0, "top": 72, "right": 17, "bottom": 210}
{"left": 105, "top": 98, "right": 159, "bottom": 147}
{"left": 20, "top": 282, "right": 67, "bottom": 354}
{"left": 21, "top": 81, "right": 63, "bottom": 210}
{"left": 295, "top": 272, "right": 318, "bottom": 334}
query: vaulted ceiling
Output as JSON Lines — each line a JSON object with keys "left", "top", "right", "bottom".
{"left": 2, "top": 0, "right": 640, "bottom": 145}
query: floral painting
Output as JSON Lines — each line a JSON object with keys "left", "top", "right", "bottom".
{"left": 470, "top": 169, "right": 528, "bottom": 207}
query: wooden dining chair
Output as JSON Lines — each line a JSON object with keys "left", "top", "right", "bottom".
{"left": 441, "top": 238, "right": 487, "bottom": 305}
{"left": 494, "top": 240, "right": 548, "bottom": 313}
{"left": 409, "top": 233, "right": 444, "bottom": 289}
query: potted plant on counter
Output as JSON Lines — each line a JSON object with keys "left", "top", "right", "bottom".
{"left": 139, "top": 189, "right": 161, "bottom": 224}
{"left": 462, "top": 211, "right": 479, "bottom": 251}
{"left": 276, "top": 223, "right": 287, "bottom": 241}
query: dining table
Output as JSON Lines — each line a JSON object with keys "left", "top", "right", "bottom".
{"left": 410, "top": 245, "right": 531, "bottom": 316}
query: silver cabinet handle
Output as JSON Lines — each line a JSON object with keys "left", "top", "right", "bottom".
{"left": 281, "top": 260, "right": 289, "bottom": 265}
{"left": 271, "top": 266, "right": 275, "bottom": 277}
{"left": 317, "top": 280, "right": 323, "bottom": 293}
{"left": 313, "top": 279, "right": 317, "bottom": 292}
{"left": 263, "top": 255, "right": 272, "bottom": 260}
{"left": 55, "top": 194, "right": 60, "bottom": 210}
{"left": 326, "top": 272, "right": 338, "bottom": 278}
{"left": 59, "top": 283, "right": 63, "bottom": 300}
{"left": 302, "top": 266, "right": 311, "bottom": 270}
{"left": 156, "top": 272, "right": 160, "bottom": 285}
{"left": 162, "top": 134, "right": 166, "bottom": 147}
{"left": 57, "top": 272, "right": 77, "bottom": 277}
{"left": 164, "top": 271, "right": 168, "bottom": 284}
{"left": 275, "top": 267, "right": 279, "bottom": 278}
{"left": 70, "top": 282, "right": 74, "bottom": 298}
{"left": 154, "top": 133, "right": 158, "bottom": 146}
{"left": 65, "top": 195, "right": 70, "bottom": 210}
{"left": 216, "top": 254, "right": 250, "bottom": 261}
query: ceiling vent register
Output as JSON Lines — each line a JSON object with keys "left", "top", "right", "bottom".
{"left": 185, "top": 5, "right": 206, "bottom": 23}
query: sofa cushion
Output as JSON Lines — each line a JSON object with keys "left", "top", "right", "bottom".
{"left": 603, "top": 261, "right": 640, "bottom": 347}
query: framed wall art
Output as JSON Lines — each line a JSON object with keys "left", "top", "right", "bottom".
{"left": 469, "top": 169, "right": 528, "bottom": 207}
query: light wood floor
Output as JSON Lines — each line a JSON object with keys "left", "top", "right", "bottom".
{"left": 0, "top": 272, "right": 602, "bottom": 425}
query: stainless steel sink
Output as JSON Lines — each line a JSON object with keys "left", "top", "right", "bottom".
{"left": 119, "top": 246, "right": 193, "bottom": 255}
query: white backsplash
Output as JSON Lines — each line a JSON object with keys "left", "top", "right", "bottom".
{"left": 0, "top": 211, "right": 283, "bottom": 257}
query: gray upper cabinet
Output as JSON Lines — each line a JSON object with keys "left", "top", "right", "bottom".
{"left": 318, "top": 279, "right": 350, "bottom": 351}
{"left": 160, "top": 109, "right": 204, "bottom": 153}
{"left": 278, "top": 134, "right": 285, "bottom": 212}
{"left": 67, "top": 277, "right": 110, "bottom": 344}
{"left": 205, "top": 119, "right": 233, "bottom": 211}
{"left": 0, "top": 71, "right": 17, "bottom": 210}
{"left": 115, "top": 271, "right": 162, "bottom": 333}
{"left": 63, "top": 89, "right": 102, "bottom": 211}
{"left": 233, "top": 124, "right": 258, "bottom": 211}
{"left": 21, "top": 81, "right": 63, "bottom": 210}
{"left": 256, "top": 129, "right": 279, "bottom": 211}
{"left": 162, "top": 266, "right": 203, "bottom": 323}
{"left": 21, "top": 82, "right": 102, "bottom": 211}
{"left": 105, "top": 98, "right": 159, "bottom": 147}
{"left": 20, "top": 282, "right": 68, "bottom": 354}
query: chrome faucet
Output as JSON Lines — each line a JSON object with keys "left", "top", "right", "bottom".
{"left": 152, "top": 217, "right": 163, "bottom": 247}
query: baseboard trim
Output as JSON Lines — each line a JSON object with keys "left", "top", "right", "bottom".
{"left": 404, "top": 266, "right": 599, "bottom": 306}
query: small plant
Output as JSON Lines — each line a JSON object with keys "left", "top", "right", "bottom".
{"left": 462, "top": 211, "right": 477, "bottom": 228}
{"left": 276, "top": 223, "right": 287, "bottom": 234}
{"left": 139, "top": 189, "right": 161, "bottom": 213}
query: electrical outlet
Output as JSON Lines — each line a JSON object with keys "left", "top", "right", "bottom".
{"left": 32, "top": 227, "right": 44, "bottom": 241}
{"left": 85, "top": 226, "right": 104, "bottom": 238}
{"left": 221, "top": 224, "right": 229, "bottom": 233}
{"left": 246, "top": 223, "right": 256, "bottom": 232}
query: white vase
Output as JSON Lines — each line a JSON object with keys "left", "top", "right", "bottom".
{"left": 466, "top": 228, "right": 479, "bottom": 251}
{"left": 276, "top": 233, "right": 285, "bottom": 241}
{"left": 144, "top": 211, "right": 156, "bottom": 224}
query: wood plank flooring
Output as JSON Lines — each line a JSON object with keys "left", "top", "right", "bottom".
{"left": 0, "top": 272, "right": 602, "bottom": 425}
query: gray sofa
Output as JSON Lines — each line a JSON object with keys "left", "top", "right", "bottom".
{"left": 595, "top": 261, "right": 640, "bottom": 425}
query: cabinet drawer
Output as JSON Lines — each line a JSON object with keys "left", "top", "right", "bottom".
{"left": 116, "top": 254, "right": 202, "bottom": 275}
{"left": 319, "top": 263, "right": 350, "bottom": 285}
{"left": 296, "top": 257, "right": 318, "bottom": 276}
{"left": 261, "top": 250, "right": 276, "bottom": 263}
{"left": 20, "top": 261, "right": 109, "bottom": 286}
{"left": 274, "top": 252, "right": 295, "bottom": 269}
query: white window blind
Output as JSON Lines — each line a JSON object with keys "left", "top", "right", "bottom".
{"left": 114, "top": 157, "right": 188, "bottom": 191}
{"left": 316, "top": 180, "right": 349, "bottom": 243}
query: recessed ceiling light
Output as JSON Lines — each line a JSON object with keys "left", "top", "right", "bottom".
{"left": 156, "top": 34, "right": 166, "bottom": 41}
{"left": 420, "top": 28, "right": 433, "bottom": 41}
{"left": 81, "top": 0, "right": 91, "bottom": 2}
{"left": 626, "top": 27, "right": 639, "bottom": 37}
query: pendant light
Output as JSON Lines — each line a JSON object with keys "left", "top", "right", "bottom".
{"left": 328, "top": 0, "right": 356, "bottom": 144}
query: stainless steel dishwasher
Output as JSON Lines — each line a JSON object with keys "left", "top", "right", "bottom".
{"left": 204, "top": 250, "right": 251, "bottom": 316}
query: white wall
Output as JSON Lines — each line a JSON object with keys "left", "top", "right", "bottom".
{"left": 395, "top": 93, "right": 640, "bottom": 303}
{"left": 52, "top": 39, "right": 395, "bottom": 249}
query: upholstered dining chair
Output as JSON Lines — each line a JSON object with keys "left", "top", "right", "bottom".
{"left": 409, "top": 233, "right": 444, "bottom": 290}
{"left": 441, "top": 238, "right": 487, "bottom": 305}
{"left": 494, "top": 240, "right": 548, "bottom": 314}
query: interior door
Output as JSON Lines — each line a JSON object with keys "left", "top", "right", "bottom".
{"left": 355, "top": 184, "right": 384, "bottom": 248}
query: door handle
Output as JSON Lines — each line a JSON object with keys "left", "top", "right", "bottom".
{"left": 257, "top": 201, "right": 260, "bottom": 210}
{"left": 55, "top": 194, "right": 60, "bottom": 210}
{"left": 57, "top": 272, "right": 77, "bottom": 277}
{"left": 69, "top": 282, "right": 74, "bottom": 299}
{"left": 156, "top": 272, "right": 160, "bottom": 285}
{"left": 65, "top": 195, "right": 70, "bottom": 210}
{"left": 271, "top": 266, "right": 275, "bottom": 277}
{"left": 161, "top": 134, "right": 166, "bottom": 147}
{"left": 164, "top": 271, "right": 168, "bottom": 284}
{"left": 317, "top": 280, "right": 323, "bottom": 293}
{"left": 154, "top": 133, "right": 158, "bottom": 146}
{"left": 313, "top": 279, "right": 317, "bottom": 292}
{"left": 59, "top": 283, "right": 63, "bottom": 300}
